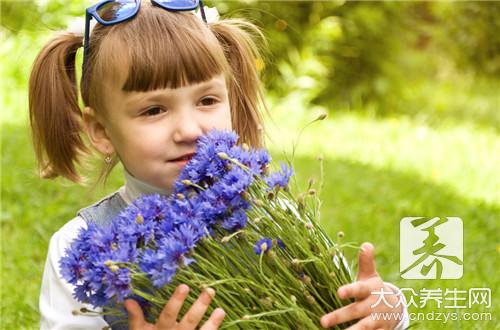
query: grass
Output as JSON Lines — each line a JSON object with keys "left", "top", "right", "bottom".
{"left": 1, "top": 26, "right": 499, "bottom": 330}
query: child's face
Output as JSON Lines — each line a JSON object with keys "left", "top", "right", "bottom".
{"left": 100, "top": 74, "right": 232, "bottom": 191}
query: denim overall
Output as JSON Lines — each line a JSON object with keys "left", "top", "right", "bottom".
{"left": 77, "top": 191, "right": 129, "bottom": 330}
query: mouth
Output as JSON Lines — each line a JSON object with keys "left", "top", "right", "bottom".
{"left": 169, "top": 152, "right": 196, "bottom": 163}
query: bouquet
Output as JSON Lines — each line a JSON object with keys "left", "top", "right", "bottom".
{"left": 60, "top": 130, "right": 355, "bottom": 329}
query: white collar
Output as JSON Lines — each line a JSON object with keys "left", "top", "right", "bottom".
{"left": 121, "top": 170, "right": 172, "bottom": 204}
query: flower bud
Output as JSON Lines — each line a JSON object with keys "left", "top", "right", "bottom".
{"left": 297, "top": 193, "right": 305, "bottom": 207}
{"left": 263, "top": 164, "right": 270, "bottom": 176}
{"left": 315, "top": 111, "right": 327, "bottom": 121}
{"left": 305, "top": 222, "right": 313, "bottom": 230}
{"left": 305, "top": 293, "right": 316, "bottom": 305}
{"left": 242, "top": 143, "right": 250, "bottom": 151}
{"left": 135, "top": 214, "right": 144, "bottom": 224}
{"left": 308, "top": 189, "right": 316, "bottom": 196}
{"left": 111, "top": 242, "right": 118, "bottom": 251}
{"left": 176, "top": 193, "right": 185, "bottom": 200}
{"left": 253, "top": 199, "right": 264, "bottom": 207}
{"left": 267, "top": 191, "right": 275, "bottom": 200}
{"left": 242, "top": 315, "right": 251, "bottom": 320}
{"left": 301, "top": 274, "right": 312, "bottom": 285}
{"left": 109, "top": 265, "right": 119, "bottom": 273}
{"left": 104, "top": 260, "right": 113, "bottom": 267}
{"left": 337, "top": 231, "right": 344, "bottom": 239}
{"left": 241, "top": 191, "right": 250, "bottom": 201}
{"left": 291, "top": 259, "right": 303, "bottom": 272}
{"left": 291, "top": 295, "right": 297, "bottom": 304}
{"left": 217, "top": 152, "right": 229, "bottom": 160}
{"left": 259, "top": 296, "right": 273, "bottom": 307}
{"left": 181, "top": 179, "right": 192, "bottom": 186}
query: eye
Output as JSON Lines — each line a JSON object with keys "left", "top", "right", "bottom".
{"left": 141, "top": 107, "right": 165, "bottom": 116}
{"left": 199, "top": 97, "right": 219, "bottom": 106}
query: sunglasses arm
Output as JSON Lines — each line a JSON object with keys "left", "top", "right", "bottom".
{"left": 198, "top": 0, "right": 207, "bottom": 23}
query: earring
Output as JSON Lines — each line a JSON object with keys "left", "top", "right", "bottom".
{"left": 104, "top": 155, "right": 112, "bottom": 164}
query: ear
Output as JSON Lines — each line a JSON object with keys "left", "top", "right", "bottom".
{"left": 82, "top": 106, "right": 115, "bottom": 155}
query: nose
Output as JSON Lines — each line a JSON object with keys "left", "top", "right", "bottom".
{"left": 171, "top": 107, "right": 203, "bottom": 144}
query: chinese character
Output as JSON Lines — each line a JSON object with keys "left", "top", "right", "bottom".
{"left": 419, "top": 288, "right": 443, "bottom": 308}
{"left": 400, "top": 217, "right": 463, "bottom": 279}
{"left": 400, "top": 288, "right": 419, "bottom": 308}
{"left": 469, "top": 288, "right": 491, "bottom": 308}
{"left": 370, "top": 287, "right": 395, "bottom": 308}
{"left": 443, "top": 288, "right": 467, "bottom": 309}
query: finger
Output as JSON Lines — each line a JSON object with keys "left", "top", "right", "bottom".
{"left": 156, "top": 284, "right": 190, "bottom": 328}
{"left": 124, "top": 299, "right": 147, "bottom": 330}
{"left": 320, "top": 300, "right": 369, "bottom": 328}
{"left": 338, "top": 280, "right": 372, "bottom": 300}
{"left": 344, "top": 315, "right": 379, "bottom": 330}
{"left": 199, "top": 308, "right": 225, "bottom": 330}
{"left": 357, "top": 242, "right": 377, "bottom": 281}
{"left": 178, "top": 287, "right": 216, "bottom": 329}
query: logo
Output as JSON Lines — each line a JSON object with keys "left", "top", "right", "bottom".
{"left": 400, "top": 217, "right": 463, "bottom": 279}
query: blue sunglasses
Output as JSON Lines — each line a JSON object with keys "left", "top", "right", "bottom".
{"left": 83, "top": 0, "right": 207, "bottom": 72}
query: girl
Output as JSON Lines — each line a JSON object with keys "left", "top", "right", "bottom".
{"left": 29, "top": 1, "right": 409, "bottom": 329}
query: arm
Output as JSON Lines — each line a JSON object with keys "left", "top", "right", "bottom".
{"left": 40, "top": 217, "right": 109, "bottom": 329}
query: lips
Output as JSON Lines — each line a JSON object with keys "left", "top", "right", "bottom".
{"left": 169, "top": 152, "right": 196, "bottom": 162}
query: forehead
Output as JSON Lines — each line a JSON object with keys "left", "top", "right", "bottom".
{"left": 121, "top": 74, "right": 228, "bottom": 106}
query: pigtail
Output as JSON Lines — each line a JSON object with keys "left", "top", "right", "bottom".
{"left": 29, "top": 32, "right": 89, "bottom": 183}
{"left": 209, "top": 19, "right": 269, "bottom": 148}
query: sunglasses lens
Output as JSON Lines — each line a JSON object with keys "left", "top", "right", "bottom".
{"left": 96, "top": 0, "right": 137, "bottom": 22}
{"left": 155, "top": 0, "right": 198, "bottom": 10}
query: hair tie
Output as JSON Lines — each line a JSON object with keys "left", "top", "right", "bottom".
{"left": 195, "top": 6, "right": 220, "bottom": 24}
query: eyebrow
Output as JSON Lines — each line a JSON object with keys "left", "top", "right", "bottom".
{"left": 126, "top": 79, "right": 225, "bottom": 106}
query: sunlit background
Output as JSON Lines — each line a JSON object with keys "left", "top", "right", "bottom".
{"left": 1, "top": 1, "right": 499, "bottom": 328}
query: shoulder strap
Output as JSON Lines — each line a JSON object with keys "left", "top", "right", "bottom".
{"left": 77, "top": 191, "right": 128, "bottom": 226}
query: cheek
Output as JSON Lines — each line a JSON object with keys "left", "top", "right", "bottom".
{"left": 201, "top": 105, "right": 233, "bottom": 131}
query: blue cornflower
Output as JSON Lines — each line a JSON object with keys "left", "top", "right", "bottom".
{"left": 265, "top": 163, "right": 294, "bottom": 190}
{"left": 254, "top": 238, "right": 273, "bottom": 255}
{"left": 139, "top": 249, "right": 178, "bottom": 288}
{"left": 221, "top": 209, "right": 248, "bottom": 231}
{"left": 169, "top": 222, "right": 205, "bottom": 250}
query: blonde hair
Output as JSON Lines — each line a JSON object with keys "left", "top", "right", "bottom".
{"left": 29, "top": 3, "right": 268, "bottom": 185}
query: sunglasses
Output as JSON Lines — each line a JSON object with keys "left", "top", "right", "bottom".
{"left": 83, "top": 0, "right": 207, "bottom": 73}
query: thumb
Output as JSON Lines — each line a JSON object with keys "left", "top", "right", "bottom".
{"left": 125, "top": 298, "right": 146, "bottom": 329}
{"left": 357, "top": 242, "right": 377, "bottom": 281}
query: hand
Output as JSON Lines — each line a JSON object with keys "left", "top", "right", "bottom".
{"left": 320, "top": 242, "right": 404, "bottom": 329}
{"left": 125, "top": 284, "right": 225, "bottom": 330}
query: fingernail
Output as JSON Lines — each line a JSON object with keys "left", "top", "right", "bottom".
{"left": 205, "top": 287, "right": 216, "bottom": 298}
{"left": 214, "top": 307, "right": 225, "bottom": 318}
{"left": 320, "top": 316, "right": 329, "bottom": 328}
{"left": 177, "top": 284, "right": 189, "bottom": 295}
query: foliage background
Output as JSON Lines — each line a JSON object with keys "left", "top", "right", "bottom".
{"left": 1, "top": 1, "right": 499, "bottom": 329}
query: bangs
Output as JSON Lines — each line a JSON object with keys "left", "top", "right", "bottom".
{"left": 96, "top": 3, "right": 229, "bottom": 92}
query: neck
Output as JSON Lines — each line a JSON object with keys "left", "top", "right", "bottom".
{"left": 123, "top": 169, "right": 172, "bottom": 202}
